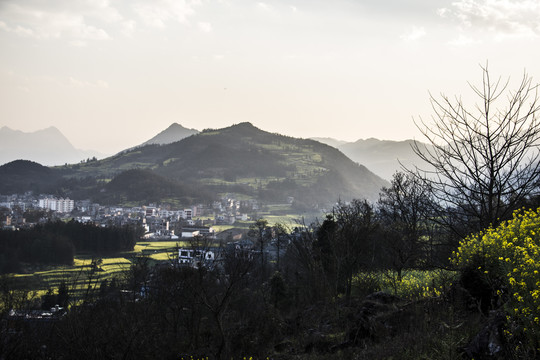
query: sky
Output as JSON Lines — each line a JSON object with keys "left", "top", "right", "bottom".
{"left": 1, "top": 0, "right": 540, "bottom": 154}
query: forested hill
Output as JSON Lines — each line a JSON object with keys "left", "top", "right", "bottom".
{"left": 0, "top": 123, "right": 388, "bottom": 206}
{"left": 0, "top": 160, "right": 61, "bottom": 194}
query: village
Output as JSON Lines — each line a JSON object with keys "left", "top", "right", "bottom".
{"left": 0, "top": 192, "right": 259, "bottom": 233}
{"left": 0, "top": 192, "right": 294, "bottom": 268}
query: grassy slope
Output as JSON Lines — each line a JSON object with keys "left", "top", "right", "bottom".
{"left": 55, "top": 123, "right": 387, "bottom": 204}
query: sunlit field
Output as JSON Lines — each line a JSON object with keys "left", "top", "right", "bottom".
{"left": 7, "top": 240, "right": 187, "bottom": 301}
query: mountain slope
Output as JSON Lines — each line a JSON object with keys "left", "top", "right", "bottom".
{"left": 0, "top": 124, "right": 389, "bottom": 206}
{"left": 0, "top": 126, "right": 105, "bottom": 166}
{"left": 141, "top": 123, "right": 199, "bottom": 146}
{"left": 62, "top": 122, "right": 388, "bottom": 205}
{"left": 94, "top": 169, "right": 213, "bottom": 205}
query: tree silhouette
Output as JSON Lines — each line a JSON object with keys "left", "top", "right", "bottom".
{"left": 378, "top": 172, "right": 433, "bottom": 280}
{"left": 411, "top": 65, "right": 540, "bottom": 237}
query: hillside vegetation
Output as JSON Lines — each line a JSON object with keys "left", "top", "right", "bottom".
{"left": 0, "top": 123, "right": 388, "bottom": 206}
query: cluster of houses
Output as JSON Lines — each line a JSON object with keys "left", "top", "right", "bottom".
{"left": 177, "top": 239, "right": 256, "bottom": 269}
{"left": 1, "top": 192, "right": 299, "bottom": 270}
{"left": 0, "top": 193, "right": 261, "bottom": 235}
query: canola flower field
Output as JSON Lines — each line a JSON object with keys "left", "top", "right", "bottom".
{"left": 453, "top": 207, "right": 540, "bottom": 352}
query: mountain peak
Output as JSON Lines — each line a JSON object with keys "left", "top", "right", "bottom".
{"left": 39, "top": 126, "right": 64, "bottom": 136}
{"left": 142, "top": 123, "right": 199, "bottom": 146}
{"left": 0, "top": 126, "right": 105, "bottom": 166}
{"left": 0, "top": 126, "right": 18, "bottom": 134}
{"left": 232, "top": 121, "right": 256, "bottom": 128}
{"left": 164, "top": 123, "right": 192, "bottom": 131}
{"left": 223, "top": 122, "right": 263, "bottom": 135}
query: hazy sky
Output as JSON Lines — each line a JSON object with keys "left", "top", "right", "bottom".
{"left": 1, "top": 0, "right": 540, "bottom": 154}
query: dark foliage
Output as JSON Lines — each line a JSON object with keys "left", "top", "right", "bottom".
{"left": 96, "top": 168, "right": 214, "bottom": 205}
{"left": 0, "top": 207, "right": 526, "bottom": 359}
{"left": 0, "top": 220, "right": 142, "bottom": 273}
{"left": 0, "top": 228, "right": 74, "bottom": 272}
{"left": 0, "top": 160, "right": 61, "bottom": 194}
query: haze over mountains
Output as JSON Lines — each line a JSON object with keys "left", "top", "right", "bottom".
{"left": 0, "top": 126, "right": 106, "bottom": 166}
{"left": 312, "top": 137, "right": 431, "bottom": 180}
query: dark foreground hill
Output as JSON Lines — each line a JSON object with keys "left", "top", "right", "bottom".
{"left": 0, "top": 123, "right": 388, "bottom": 206}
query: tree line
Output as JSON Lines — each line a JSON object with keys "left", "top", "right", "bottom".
{"left": 0, "top": 220, "right": 143, "bottom": 273}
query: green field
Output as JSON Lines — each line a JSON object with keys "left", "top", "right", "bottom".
{"left": 7, "top": 240, "right": 188, "bottom": 302}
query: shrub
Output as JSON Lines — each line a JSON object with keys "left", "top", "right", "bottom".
{"left": 380, "top": 269, "right": 453, "bottom": 300}
{"left": 353, "top": 270, "right": 455, "bottom": 300}
{"left": 452, "top": 207, "right": 540, "bottom": 351}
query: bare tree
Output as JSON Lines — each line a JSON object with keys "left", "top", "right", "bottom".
{"left": 248, "top": 218, "right": 271, "bottom": 282}
{"left": 377, "top": 171, "right": 433, "bottom": 280}
{"left": 193, "top": 248, "right": 254, "bottom": 360}
{"left": 332, "top": 200, "right": 378, "bottom": 303}
{"left": 411, "top": 65, "right": 540, "bottom": 237}
{"left": 284, "top": 220, "right": 330, "bottom": 303}
{"left": 272, "top": 222, "right": 292, "bottom": 270}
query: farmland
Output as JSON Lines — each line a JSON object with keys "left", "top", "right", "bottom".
{"left": 7, "top": 240, "right": 185, "bottom": 302}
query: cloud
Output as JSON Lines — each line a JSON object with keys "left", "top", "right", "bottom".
{"left": 439, "top": 0, "right": 540, "bottom": 39}
{"left": 0, "top": 1, "right": 112, "bottom": 41}
{"left": 0, "top": 20, "right": 35, "bottom": 37}
{"left": 197, "top": 21, "right": 212, "bottom": 33}
{"left": 448, "top": 34, "right": 479, "bottom": 46}
{"left": 69, "top": 40, "right": 87, "bottom": 47}
{"left": 133, "top": 0, "right": 197, "bottom": 28}
{"left": 436, "top": 8, "right": 450, "bottom": 18}
{"left": 120, "top": 20, "right": 136, "bottom": 37}
{"left": 258, "top": 3, "right": 271, "bottom": 11}
{"left": 400, "top": 26, "right": 426, "bottom": 41}
{"left": 69, "top": 77, "right": 109, "bottom": 88}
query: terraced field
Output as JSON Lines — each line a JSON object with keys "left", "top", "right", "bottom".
{"left": 9, "top": 240, "right": 187, "bottom": 302}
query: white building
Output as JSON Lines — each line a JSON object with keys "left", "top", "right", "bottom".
{"left": 178, "top": 248, "right": 218, "bottom": 267}
{"left": 38, "top": 198, "right": 74, "bottom": 213}
{"left": 179, "top": 208, "right": 192, "bottom": 220}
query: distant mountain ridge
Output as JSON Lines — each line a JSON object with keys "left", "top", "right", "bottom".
{"left": 0, "top": 126, "right": 106, "bottom": 166}
{"left": 310, "top": 137, "right": 348, "bottom": 149}
{"left": 312, "top": 137, "right": 432, "bottom": 180}
{"left": 0, "top": 123, "right": 389, "bottom": 206}
{"left": 141, "top": 123, "right": 199, "bottom": 146}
